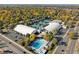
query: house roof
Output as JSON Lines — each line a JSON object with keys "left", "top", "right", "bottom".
{"left": 14, "top": 24, "right": 36, "bottom": 35}
{"left": 44, "top": 22, "right": 61, "bottom": 32}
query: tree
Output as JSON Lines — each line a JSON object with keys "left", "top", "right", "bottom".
{"left": 43, "top": 32, "right": 54, "bottom": 41}
{"left": 29, "top": 34, "right": 36, "bottom": 42}
{"left": 1, "top": 28, "right": 9, "bottom": 34}
{"left": 52, "top": 38, "right": 58, "bottom": 45}
{"left": 68, "top": 32, "right": 75, "bottom": 39}
{"left": 47, "top": 38, "right": 58, "bottom": 54}
{"left": 0, "top": 21, "right": 3, "bottom": 29}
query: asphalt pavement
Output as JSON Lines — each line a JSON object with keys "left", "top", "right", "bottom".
{"left": 54, "top": 22, "right": 79, "bottom": 54}
{"left": 54, "top": 28, "right": 71, "bottom": 54}
{"left": 65, "top": 40, "right": 77, "bottom": 54}
{"left": 0, "top": 33, "right": 33, "bottom": 54}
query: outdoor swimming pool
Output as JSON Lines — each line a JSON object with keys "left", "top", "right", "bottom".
{"left": 30, "top": 39, "right": 48, "bottom": 49}
{"left": 30, "top": 19, "right": 51, "bottom": 29}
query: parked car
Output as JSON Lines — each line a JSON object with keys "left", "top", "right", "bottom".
{"left": 59, "top": 41, "right": 67, "bottom": 46}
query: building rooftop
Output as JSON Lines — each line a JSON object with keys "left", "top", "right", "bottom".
{"left": 14, "top": 24, "right": 36, "bottom": 35}
{"left": 44, "top": 22, "right": 61, "bottom": 32}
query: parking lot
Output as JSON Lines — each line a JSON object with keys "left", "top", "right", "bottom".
{"left": 3, "top": 30, "right": 24, "bottom": 42}
{"left": 0, "top": 39, "right": 15, "bottom": 54}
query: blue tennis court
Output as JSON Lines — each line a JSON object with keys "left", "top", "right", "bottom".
{"left": 29, "top": 19, "right": 51, "bottom": 29}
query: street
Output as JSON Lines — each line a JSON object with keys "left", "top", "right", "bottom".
{"left": 65, "top": 40, "right": 77, "bottom": 54}
{"left": 65, "top": 22, "right": 79, "bottom": 54}
{"left": 0, "top": 33, "right": 33, "bottom": 54}
{"left": 54, "top": 22, "right": 79, "bottom": 54}
{"left": 54, "top": 28, "right": 71, "bottom": 54}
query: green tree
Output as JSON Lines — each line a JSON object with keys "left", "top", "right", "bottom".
{"left": 68, "top": 32, "right": 75, "bottom": 39}
{"left": 29, "top": 34, "right": 36, "bottom": 42}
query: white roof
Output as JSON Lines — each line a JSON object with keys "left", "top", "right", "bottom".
{"left": 14, "top": 24, "right": 36, "bottom": 35}
{"left": 44, "top": 22, "right": 61, "bottom": 32}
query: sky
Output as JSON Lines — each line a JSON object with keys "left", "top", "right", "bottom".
{"left": 0, "top": 0, "right": 79, "bottom": 4}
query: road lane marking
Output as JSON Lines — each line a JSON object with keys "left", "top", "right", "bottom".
{"left": 52, "top": 46, "right": 59, "bottom": 54}
{"left": 0, "top": 33, "right": 33, "bottom": 54}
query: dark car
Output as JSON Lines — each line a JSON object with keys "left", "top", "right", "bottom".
{"left": 4, "top": 50, "right": 13, "bottom": 53}
{"left": 59, "top": 41, "right": 67, "bottom": 46}
{"left": 62, "top": 49, "right": 65, "bottom": 52}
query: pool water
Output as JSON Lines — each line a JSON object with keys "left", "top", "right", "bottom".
{"left": 30, "top": 39, "right": 47, "bottom": 49}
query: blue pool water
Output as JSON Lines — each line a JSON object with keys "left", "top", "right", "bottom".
{"left": 30, "top": 39, "right": 46, "bottom": 49}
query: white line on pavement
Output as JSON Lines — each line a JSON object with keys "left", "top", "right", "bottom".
{"left": 52, "top": 46, "right": 59, "bottom": 54}
{"left": 0, "top": 33, "right": 33, "bottom": 54}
